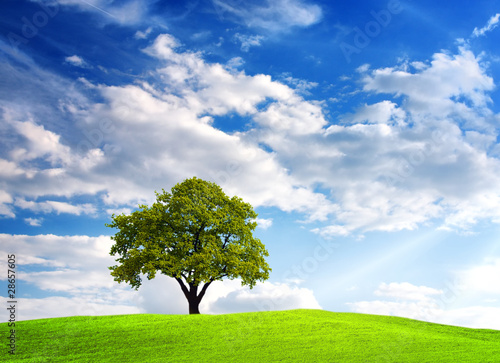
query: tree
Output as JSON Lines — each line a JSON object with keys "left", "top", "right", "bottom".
{"left": 106, "top": 177, "right": 271, "bottom": 314}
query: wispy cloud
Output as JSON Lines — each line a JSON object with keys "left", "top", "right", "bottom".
{"left": 134, "top": 27, "right": 153, "bottom": 40}
{"left": 472, "top": 13, "right": 500, "bottom": 38}
{"left": 233, "top": 33, "right": 265, "bottom": 52}
{"left": 212, "top": 0, "right": 322, "bottom": 32}
{"left": 29, "top": 0, "right": 147, "bottom": 25}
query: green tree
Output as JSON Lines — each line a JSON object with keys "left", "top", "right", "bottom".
{"left": 106, "top": 177, "right": 271, "bottom": 314}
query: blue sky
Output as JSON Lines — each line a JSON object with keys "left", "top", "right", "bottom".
{"left": 1, "top": 0, "right": 500, "bottom": 329}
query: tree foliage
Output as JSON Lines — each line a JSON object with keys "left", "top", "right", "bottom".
{"left": 106, "top": 177, "right": 271, "bottom": 314}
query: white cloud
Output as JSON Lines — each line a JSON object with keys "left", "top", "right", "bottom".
{"left": 233, "top": 33, "right": 265, "bottom": 52}
{"left": 458, "top": 258, "right": 500, "bottom": 296}
{"left": 348, "top": 299, "right": 442, "bottom": 322}
{"left": 472, "top": 13, "right": 500, "bottom": 38}
{"left": 24, "top": 217, "right": 43, "bottom": 226}
{"left": 349, "top": 277, "right": 500, "bottom": 330}
{"left": 437, "top": 306, "right": 500, "bottom": 329}
{"left": 15, "top": 198, "right": 96, "bottom": 216}
{"left": 280, "top": 75, "right": 318, "bottom": 95}
{"left": 30, "top": 0, "right": 148, "bottom": 25}
{"left": 273, "top": 46, "right": 500, "bottom": 235}
{"left": 106, "top": 208, "right": 133, "bottom": 216}
{"left": 0, "top": 190, "right": 15, "bottom": 217}
{"left": 255, "top": 218, "right": 273, "bottom": 229}
{"left": 3, "top": 34, "right": 500, "bottom": 235}
{"left": 212, "top": 0, "right": 322, "bottom": 32}
{"left": 375, "top": 282, "right": 442, "bottom": 301}
{"left": 202, "top": 280, "right": 322, "bottom": 314}
{"left": 135, "top": 27, "right": 153, "bottom": 39}
{"left": 226, "top": 56, "right": 245, "bottom": 70}
{"left": 341, "top": 101, "right": 406, "bottom": 126}
{"left": 10, "top": 118, "right": 73, "bottom": 166}
{"left": 0, "top": 233, "right": 320, "bottom": 320}
{"left": 0, "top": 296, "right": 142, "bottom": 322}
{"left": 362, "top": 47, "right": 494, "bottom": 115}
{"left": 65, "top": 55, "right": 90, "bottom": 68}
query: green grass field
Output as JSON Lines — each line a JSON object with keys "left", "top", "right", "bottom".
{"left": 1, "top": 309, "right": 499, "bottom": 362}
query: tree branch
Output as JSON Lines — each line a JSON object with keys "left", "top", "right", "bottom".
{"left": 197, "top": 280, "right": 213, "bottom": 303}
{"left": 193, "top": 222, "right": 205, "bottom": 252}
{"left": 222, "top": 234, "right": 231, "bottom": 249}
{"left": 175, "top": 277, "right": 190, "bottom": 300}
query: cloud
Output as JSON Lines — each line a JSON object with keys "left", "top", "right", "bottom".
{"left": 276, "top": 46, "right": 500, "bottom": 235}
{"left": 134, "top": 27, "right": 153, "bottom": 40}
{"left": 348, "top": 276, "right": 500, "bottom": 330}
{"left": 24, "top": 217, "right": 43, "bottom": 226}
{"left": 255, "top": 218, "right": 273, "bottom": 229}
{"left": 202, "top": 280, "right": 322, "bottom": 314}
{"left": 0, "top": 233, "right": 320, "bottom": 320}
{"left": 280, "top": 74, "right": 318, "bottom": 95}
{"left": 212, "top": 0, "right": 322, "bottom": 32}
{"left": 361, "top": 47, "right": 494, "bottom": 115}
{"left": 374, "top": 282, "right": 442, "bottom": 301}
{"left": 0, "top": 190, "right": 15, "bottom": 218}
{"left": 233, "top": 33, "right": 265, "bottom": 52}
{"left": 457, "top": 258, "right": 500, "bottom": 296}
{"left": 2, "top": 33, "right": 336, "bottom": 222}
{"left": 1, "top": 35, "right": 327, "bottom": 222}
{"left": 15, "top": 198, "right": 96, "bottom": 216}
{"left": 65, "top": 55, "right": 90, "bottom": 68}
{"left": 472, "top": 13, "right": 500, "bottom": 38}
{"left": 3, "top": 33, "right": 500, "bottom": 235}
{"left": 341, "top": 101, "right": 406, "bottom": 125}
{"left": 30, "top": 0, "right": 148, "bottom": 25}
{"left": 0, "top": 296, "right": 142, "bottom": 321}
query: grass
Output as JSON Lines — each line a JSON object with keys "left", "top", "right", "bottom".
{"left": 1, "top": 309, "right": 499, "bottom": 362}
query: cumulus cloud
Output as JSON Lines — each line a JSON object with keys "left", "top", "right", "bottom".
{"left": 348, "top": 275, "right": 500, "bottom": 330}
{"left": 0, "top": 233, "right": 320, "bottom": 320}
{"left": 374, "top": 282, "right": 443, "bottom": 301}
{"left": 362, "top": 48, "right": 494, "bottom": 117}
{"left": 290, "top": 47, "right": 500, "bottom": 235}
{"left": 341, "top": 101, "right": 406, "bottom": 126}
{"left": 3, "top": 33, "right": 500, "bottom": 236}
{"left": 0, "top": 33, "right": 336, "bottom": 222}
{"left": 0, "top": 296, "right": 142, "bottom": 321}
{"left": 457, "top": 258, "right": 500, "bottom": 296}
{"left": 0, "top": 233, "right": 143, "bottom": 320}
{"left": 255, "top": 218, "right": 273, "bottom": 229}
{"left": 202, "top": 280, "right": 322, "bottom": 314}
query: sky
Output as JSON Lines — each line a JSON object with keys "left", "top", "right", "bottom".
{"left": 1, "top": 0, "right": 500, "bottom": 330}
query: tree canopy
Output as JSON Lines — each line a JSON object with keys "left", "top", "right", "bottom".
{"left": 106, "top": 176, "right": 271, "bottom": 314}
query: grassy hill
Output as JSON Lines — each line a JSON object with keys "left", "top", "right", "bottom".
{"left": 2, "top": 309, "right": 499, "bottom": 362}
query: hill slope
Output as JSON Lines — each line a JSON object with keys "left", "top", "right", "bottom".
{"left": 1, "top": 309, "right": 499, "bottom": 362}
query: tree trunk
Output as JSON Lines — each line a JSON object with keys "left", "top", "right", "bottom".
{"left": 174, "top": 277, "right": 213, "bottom": 315}
{"left": 188, "top": 283, "right": 200, "bottom": 314}
{"left": 188, "top": 299, "right": 201, "bottom": 314}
